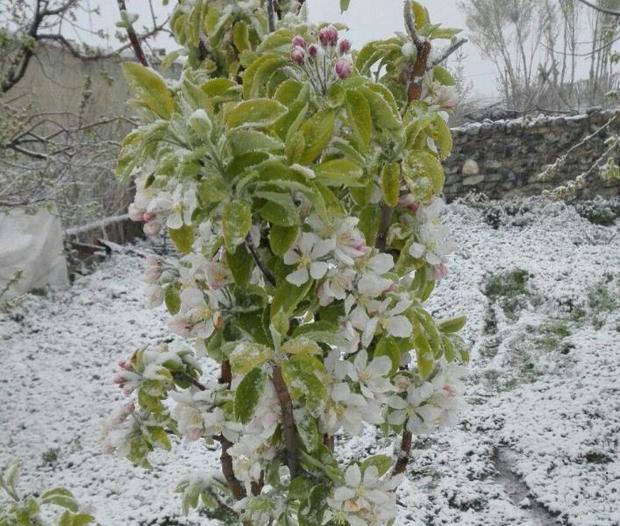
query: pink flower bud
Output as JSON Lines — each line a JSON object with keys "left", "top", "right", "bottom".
{"left": 292, "top": 35, "right": 306, "bottom": 48}
{"left": 118, "top": 359, "right": 132, "bottom": 371}
{"left": 319, "top": 25, "right": 338, "bottom": 47}
{"left": 399, "top": 194, "right": 419, "bottom": 213}
{"left": 338, "top": 38, "right": 351, "bottom": 55}
{"left": 143, "top": 211, "right": 156, "bottom": 223}
{"left": 290, "top": 46, "right": 305, "bottom": 65}
{"left": 432, "top": 263, "right": 448, "bottom": 281}
{"left": 335, "top": 58, "right": 352, "bottom": 80}
{"left": 308, "top": 44, "right": 318, "bottom": 58}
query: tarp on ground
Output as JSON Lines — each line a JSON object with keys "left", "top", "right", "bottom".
{"left": 0, "top": 205, "right": 68, "bottom": 299}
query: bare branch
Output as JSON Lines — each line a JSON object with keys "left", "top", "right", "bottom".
{"left": 430, "top": 38, "right": 468, "bottom": 69}
{"left": 116, "top": 0, "right": 149, "bottom": 66}
{"left": 576, "top": 0, "right": 620, "bottom": 16}
{"left": 246, "top": 235, "right": 276, "bottom": 287}
{"left": 266, "top": 0, "right": 277, "bottom": 32}
{"left": 272, "top": 365, "right": 300, "bottom": 477}
{"left": 403, "top": 0, "right": 424, "bottom": 50}
{"left": 393, "top": 429, "right": 413, "bottom": 475}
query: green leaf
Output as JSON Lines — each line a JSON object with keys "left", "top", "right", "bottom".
{"left": 406, "top": 150, "right": 445, "bottom": 193}
{"left": 345, "top": 89, "right": 372, "bottom": 147}
{"left": 256, "top": 191, "right": 300, "bottom": 227}
{"left": 433, "top": 65, "right": 456, "bottom": 86}
{"left": 41, "top": 488, "right": 78, "bottom": 512}
{"left": 169, "top": 225, "right": 194, "bottom": 254}
{"left": 269, "top": 225, "right": 300, "bottom": 256}
{"left": 315, "top": 159, "right": 364, "bottom": 187}
{"left": 201, "top": 78, "right": 237, "bottom": 98}
{"left": 223, "top": 200, "right": 252, "bottom": 252}
{"left": 198, "top": 176, "right": 228, "bottom": 204}
{"left": 289, "top": 477, "right": 314, "bottom": 501}
{"left": 225, "top": 99, "right": 288, "bottom": 129}
{"left": 165, "top": 283, "right": 181, "bottom": 315}
{"left": 275, "top": 79, "right": 305, "bottom": 106}
{"left": 300, "top": 110, "right": 335, "bottom": 164}
{"left": 242, "top": 55, "right": 287, "bottom": 98}
{"left": 257, "top": 29, "right": 295, "bottom": 53}
{"left": 360, "top": 455, "right": 393, "bottom": 476}
{"left": 122, "top": 63, "right": 175, "bottom": 119}
{"left": 297, "top": 416, "right": 321, "bottom": 452}
{"left": 299, "top": 485, "right": 330, "bottom": 526}
{"left": 230, "top": 343, "right": 273, "bottom": 375}
{"left": 381, "top": 162, "right": 400, "bottom": 207}
{"left": 149, "top": 426, "right": 172, "bottom": 450}
{"left": 281, "top": 355, "right": 327, "bottom": 416}
{"left": 340, "top": 0, "right": 351, "bottom": 12}
{"left": 232, "top": 21, "right": 250, "bottom": 52}
{"left": 226, "top": 245, "right": 253, "bottom": 288}
{"left": 374, "top": 337, "right": 401, "bottom": 374}
{"left": 271, "top": 279, "right": 313, "bottom": 319}
{"left": 414, "top": 335, "right": 434, "bottom": 379}
{"left": 235, "top": 368, "right": 266, "bottom": 423}
{"left": 236, "top": 311, "right": 272, "bottom": 347}
{"left": 439, "top": 315, "right": 467, "bottom": 333}
{"left": 432, "top": 114, "right": 453, "bottom": 160}
{"left": 228, "top": 129, "right": 284, "bottom": 156}
{"left": 411, "top": 1, "right": 430, "bottom": 29}
{"left": 281, "top": 337, "right": 323, "bottom": 356}
{"left": 358, "top": 204, "right": 381, "bottom": 246}
{"left": 360, "top": 85, "right": 401, "bottom": 131}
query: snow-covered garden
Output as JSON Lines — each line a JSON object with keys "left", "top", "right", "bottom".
{"left": 2, "top": 198, "right": 618, "bottom": 525}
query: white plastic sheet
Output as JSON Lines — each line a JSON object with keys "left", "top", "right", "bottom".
{"left": 0, "top": 206, "right": 68, "bottom": 299}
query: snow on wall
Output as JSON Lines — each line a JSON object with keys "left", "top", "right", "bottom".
{"left": 445, "top": 109, "right": 620, "bottom": 200}
{"left": 0, "top": 205, "right": 68, "bottom": 298}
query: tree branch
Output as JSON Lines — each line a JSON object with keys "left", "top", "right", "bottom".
{"left": 576, "top": 0, "right": 620, "bottom": 16}
{"left": 403, "top": 0, "right": 424, "bottom": 50}
{"left": 393, "top": 428, "right": 413, "bottom": 475}
{"left": 266, "top": 0, "right": 277, "bottom": 32}
{"left": 272, "top": 365, "right": 300, "bottom": 477}
{"left": 116, "top": 0, "right": 149, "bottom": 66}
{"left": 1, "top": 0, "right": 44, "bottom": 93}
{"left": 429, "top": 38, "right": 468, "bottom": 69}
{"left": 246, "top": 235, "right": 276, "bottom": 287}
{"left": 214, "top": 435, "right": 247, "bottom": 501}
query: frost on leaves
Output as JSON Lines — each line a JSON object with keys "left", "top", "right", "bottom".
{"left": 108, "top": 1, "right": 470, "bottom": 525}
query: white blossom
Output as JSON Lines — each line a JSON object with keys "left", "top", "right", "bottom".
{"left": 326, "top": 464, "right": 402, "bottom": 526}
{"left": 335, "top": 350, "right": 394, "bottom": 403}
{"left": 350, "top": 295, "right": 413, "bottom": 347}
{"left": 283, "top": 232, "right": 334, "bottom": 286}
{"left": 389, "top": 362, "right": 467, "bottom": 434}
{"left": 148, "top": 185, "right": 197, "bottom": 229}
{"left": 168, "top": 288, "right": 222, "bottom": 339}
{"left": 409, "top": 198, "right": 454, "bottom": 266}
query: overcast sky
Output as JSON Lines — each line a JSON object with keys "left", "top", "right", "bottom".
{"left": 73, "top": 1, "right": 500, "bottom": 99}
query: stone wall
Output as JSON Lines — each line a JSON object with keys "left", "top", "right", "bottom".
{"left": 444, "top": 110, "right": 620, "bottom": 201}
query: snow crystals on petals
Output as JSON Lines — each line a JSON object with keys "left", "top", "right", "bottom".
{"left": 326, "top": 464, "right": 402, "bottom": 526}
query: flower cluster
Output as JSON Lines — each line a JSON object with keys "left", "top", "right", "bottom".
{"left": 290, "top": 25, "right": 353, "bottom": 93}
{"left": 326, "top": 464, "right": 402, "bottom": 526}
{"left": 389, "top": 362, "right": 467, "bottom": 434}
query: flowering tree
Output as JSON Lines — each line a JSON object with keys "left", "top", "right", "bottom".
{"left": 107, "top": 1, "right": 469, "bottom": 524}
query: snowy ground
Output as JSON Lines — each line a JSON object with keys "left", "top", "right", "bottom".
{"left": 1, "top": 198, "right": 619, "bottom": 525}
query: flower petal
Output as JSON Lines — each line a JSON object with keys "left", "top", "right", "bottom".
{"left": 345, "top": 464, "right": 361, "bottom": 487}
{"left": 286, "top": 267, "right": 309, "bottom": 286}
